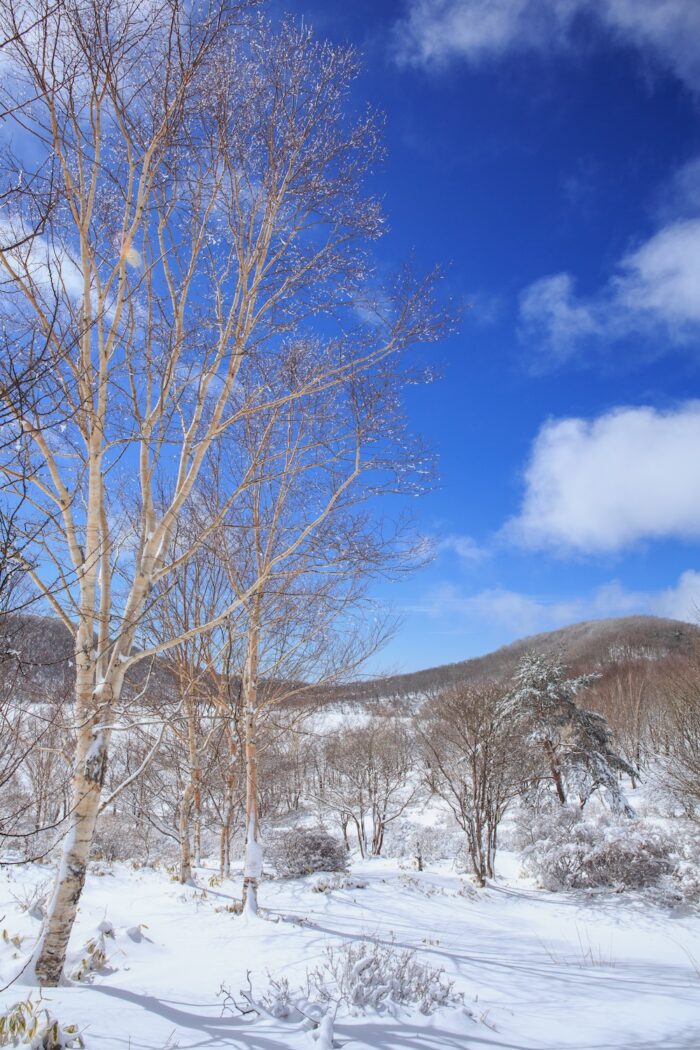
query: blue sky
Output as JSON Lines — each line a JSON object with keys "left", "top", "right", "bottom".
{"left": 278, "top": 0, "right": 700, "bottom": 673}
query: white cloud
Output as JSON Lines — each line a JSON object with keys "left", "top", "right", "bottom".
{"left": 655, "top": 569, "right": 700, "bottom": 620}
{"left": 393, "top": 0, "right": 700, "bottom": 94}
{"left": 614, "top": 219, "right": 700, "bottom": 329}
{"left": 437, "top": 533, "right": 488, "bottom": 562}
{"left": 393, "top": 0, "right": 577, "bottom": 69}
{"left": 603, "top": 0, "right": 700, "bottom": 95}
{"left": 507, "top": 403, "right": 700, "bottom": 552}
{"left": 519, "top": 273, "right": 600, "bottom": 361}
{"left": 0, "top": 218, "right": 84, "bottom": 302}
{"left": 519, "top": 216, "right": 700, "bottom": 359}
{"left": 660, "top": 156, "right": 700, "bottom": 221}
{"left": 410, "top": 570, "right": 700, "bottom": 637}
{"left": 409, "top": 581, "right": 581, "bottom": 636}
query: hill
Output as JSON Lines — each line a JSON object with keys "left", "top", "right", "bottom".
{"left": 334, "top": 615, "right": 700, "bottom": 705}
{"left": 3, "top": 612, "right": 698, "bottom": 709}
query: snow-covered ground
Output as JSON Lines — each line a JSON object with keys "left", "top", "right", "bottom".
{"left": 1, "top": 850, "right": 699, "bottom": 1050}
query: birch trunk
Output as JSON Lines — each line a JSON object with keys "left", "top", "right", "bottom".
{"left": 34, "top": 534, "right": 162, "bottom": 983}
{"left": 193, "top": 775, "right": 202, "bottom": 867}
{"left": 220, "top": 735, "right": 238, "bottom": 877}
{"left": 179, "top": 781, "right": 195, "bottom": 884}
{"left": 179, "top": 695, "right": 199, "bottom": 882}
{"left": 242, "top": 624, "right": 261, "bottom": 915}
{"left": 32, "top": 659, "right": 114, "bottom": 985}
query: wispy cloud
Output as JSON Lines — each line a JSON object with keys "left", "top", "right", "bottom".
{"left": 392, "top": 0, "right": 700, "bottom": 95}
{"left": 437, "top": 533, "right": 488, "bottom": 563}
{"left": 519, "top": 216, "right": 700, "bottom": 363}
{"left": 407, "top": 570, "right": 700, "bottom": 638}
{"left": 505, "top": 402, "right": 700, "bottom": 553}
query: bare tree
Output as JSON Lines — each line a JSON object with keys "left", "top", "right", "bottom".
{"left": 421, "top": 682, "right": 524, "bottom": 885}
{"left": 209, "top": 366, "right": 425, "bottom": 911}
{"left": 657, "top": 648, "right": 700, "bottom": 818}
{"left": 0, "top": 0, "right": 446, "bottom": 982}
{"left": 586, "top": 651, "right": 654, "bottom": 786}
{"left": 140, "top": 517, "right": 238, "bottom": 883}
{"left": 311, "top": 719, "right": 419, "bottom": 858}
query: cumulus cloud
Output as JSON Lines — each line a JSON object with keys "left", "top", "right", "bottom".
{"left": 411, "top": 570, "right": 700, "bottom": 637}
{"left": 393, "top": 0, "right": 700, "bottom": 94}
{"left": 507, "top": 403, "right": 700, "bottom": 552}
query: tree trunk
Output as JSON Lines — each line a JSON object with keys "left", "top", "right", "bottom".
{"left": 182, "top": 694, "right": 200, "bottom": 877}
{"left": 242, "top": 626, "right": 261, "bottom": 915}
{"left": 219, "top": 823, "right": 228, "bottom": 878}
{"left": 543, "top": 737, "right": 567, "bottom": 804}
{"left": 192, "top": 761, "right": 202, "bottom": 866}
{"left": 33, "top": 673, "right": 111, "bottom": 985}
{"left": 220, "top": 729, "right": 238, "bottom": 877}
{"left": 340, "top": 814, "right": 350, "bottom": 850}
{"left": 371, "top": 812, "right": 384, "bottom": 856}
{"left": 220, "top": 787, "right": 234, "bottom": 879}
{"left": 179, "top": 781, "right": 194, "bottom": 883}
{"left": 353, "top": 814, "right": 366, "bottom": 857}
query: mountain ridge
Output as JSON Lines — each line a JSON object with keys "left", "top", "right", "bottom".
{"left": 337, "top": 614, "right": 700, "bottom": 702}
{"left": 5, "top": 612, "right": 698, "bottom": 708}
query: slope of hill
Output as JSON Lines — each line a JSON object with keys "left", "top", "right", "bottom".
{"left": 4, "top": 612, "right": 698, "bottom": 709}
{"left": 335, "top": 615, "right": 700, "bottom": 704}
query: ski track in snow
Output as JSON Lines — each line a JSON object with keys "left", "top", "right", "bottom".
{"left": 1, "top": 852, "right": 699, "bottom": 1050}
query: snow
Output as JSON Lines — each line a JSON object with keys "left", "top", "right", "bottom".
{"left": 243, "top": 821, "right": 263, "bottom": 879}
{"left": 1, "top": 851, "right": 699, "bottom": 1049}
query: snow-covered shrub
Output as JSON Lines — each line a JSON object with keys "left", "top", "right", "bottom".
{"left": 311, "top": 873, "right": 368, "bottom": 893}
{"left": 257, "top": 975, "right": 296, "bottom": 1018}
{"left": 233, "top": 939, "right": 460, "bottom": 1025}
{"left": 91, "top": 813, "right": 134, "bottom": 862}
{"left": 0, "top": 997, "right": 83, "bottom": 1049}
{"left": 655, "top": 833, "right": 700, "bottom": 907}
{"left": 308, "top": 939, "right": 461, "bottom": 1015}
{"left": 515, "top": 804, "right": 673, "bottom": 891}
{"left": 268, "top": 828, "right": 347, "bottom": 879}
{"left": 382, "top": 821, "right": 455, "bottom": 870}
{"left": 92, "top": 810, "right": 175, "bottom": 865}
{"left": 11, "top": 881, "right": 50, "bottom": 921}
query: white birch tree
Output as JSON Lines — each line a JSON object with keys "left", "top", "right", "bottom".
{"left": 0, "top": 0, "right": 446, "bottom": 983}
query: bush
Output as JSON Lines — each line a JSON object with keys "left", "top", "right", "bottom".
{"left": 308, "top": 939, "right": 461, "bottom": 1015}
{"left": 311, "top": 873, "right": 368, "bottom": 893}
{"left": 268, "top": 828, "right": 348, "bottom": 879}
{"left": 382, "top": 821, "right": 456, "bottom": 869}
{"left": 71, "top": 922, "right": 115, "bottom": 981}
{"left": 515, "top": 804, "right": 674, "bottom": 892}
{"left": 0, "top": 997, "right": 83, "bottom": 1049}
{"left": 91, "top": 811, "right": 175, "bottom": 864}
{"left": 91, "top": 813, "right": 132, "bottom": 862}
{"left": 656, "top": 833, "right": 700, "bottom": 907}
{"left": 234, "top": 938, "right": 461, "bottom": 1023}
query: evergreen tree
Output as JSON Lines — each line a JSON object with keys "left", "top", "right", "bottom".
{"left": 508, "top": 651, "right": 634, "bottom": 814}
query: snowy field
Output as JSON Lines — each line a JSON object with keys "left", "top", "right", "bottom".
{"left": 2, "top": 850, "right": 699, "bottom": 1050}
